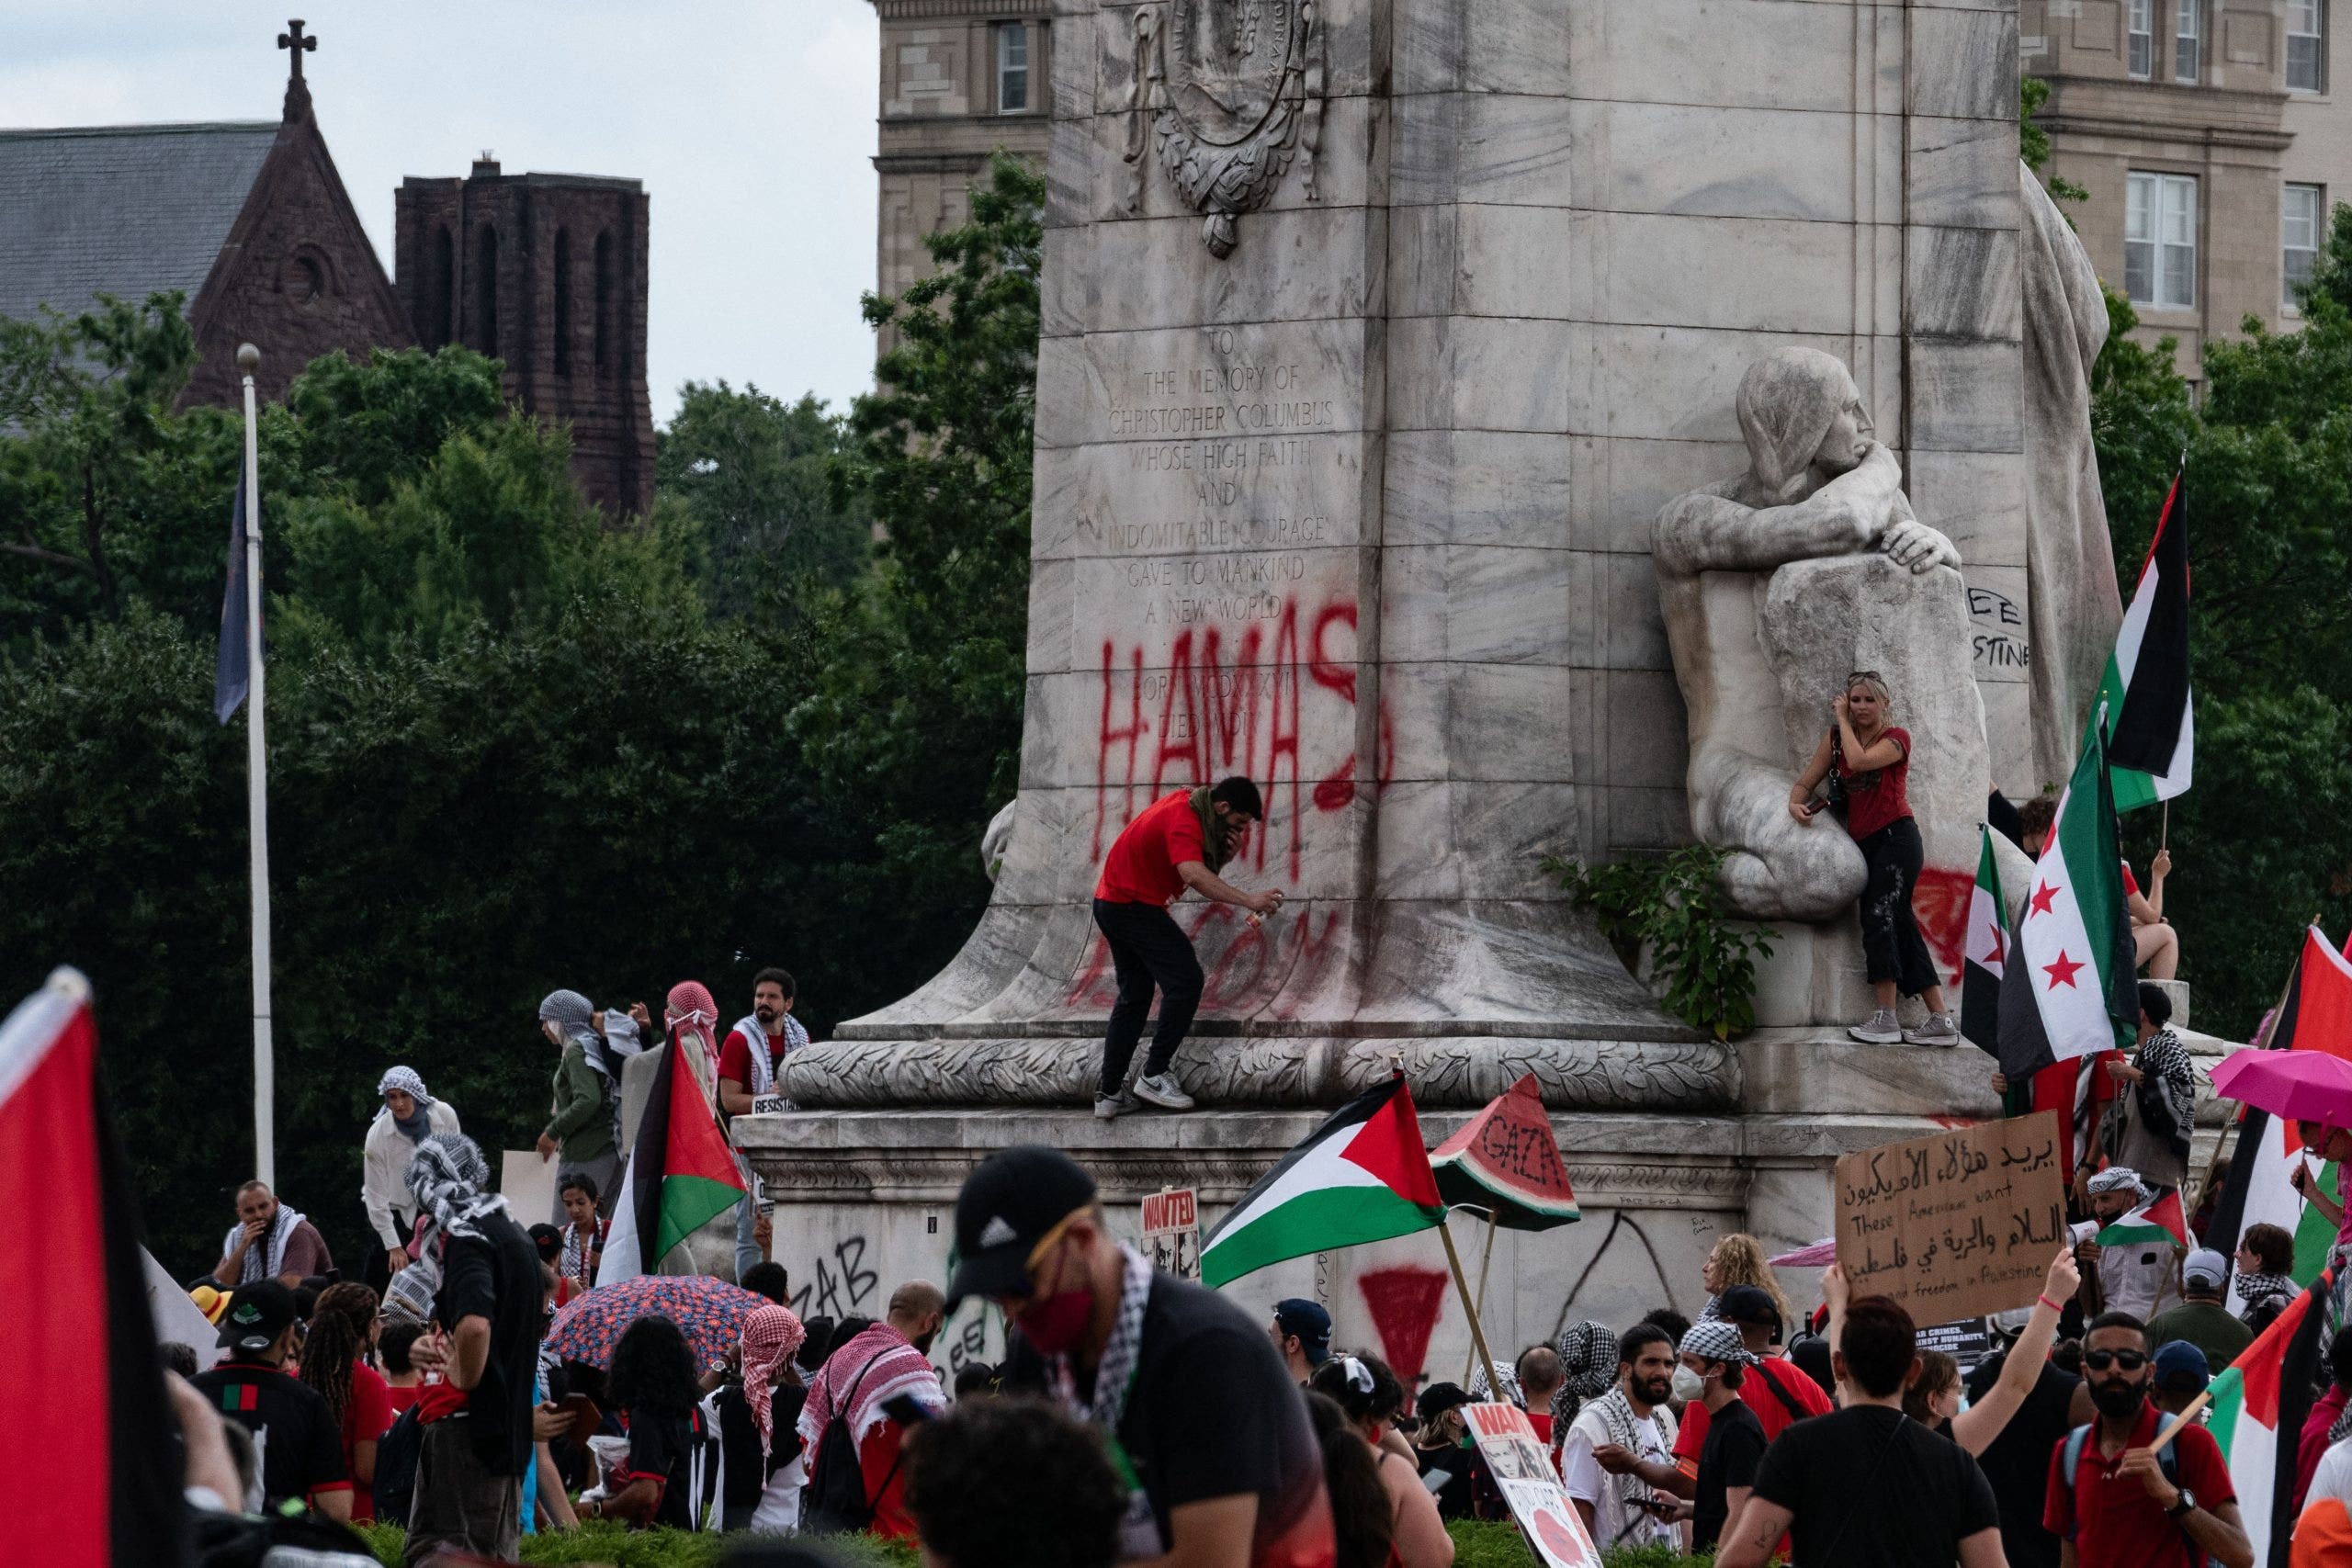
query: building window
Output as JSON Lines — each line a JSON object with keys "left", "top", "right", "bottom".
{"left": 2285, "top": 184, "right": 2325, "bottom": 311}
{"left": 2127, "top": 0, "right": 2154, "bottom": 78}
{"left": 997, "top": 22, "right": 1029, "bottom": 114}
{"left": 2174, "top": 0, "right": 2200, "bottom": 81}
{"left": 474, "top": 224, "right": 499, "bottom": 355}
{"left": 429, "top": 227, "right": 455, "bottom": 347}
{"left": 2289, "top": 0, "right": 2325, "bottom": 92}
{"left": 594, "top": 231, "right": 614, "bottom": 375}
{"left": 2126, "top": 172, "right": 2198, "bottom": 310}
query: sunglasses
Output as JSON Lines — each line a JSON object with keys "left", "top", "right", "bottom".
{"left": 1846, "top": 671, "right": 1883, "bottom": 686}
{"left": 2083, "top": 1349, "right": 2148, "bottom": 1371}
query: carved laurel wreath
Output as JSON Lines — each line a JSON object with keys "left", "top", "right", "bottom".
{"left": 1123, "top": 0, "right": 1326, "bottom": 258}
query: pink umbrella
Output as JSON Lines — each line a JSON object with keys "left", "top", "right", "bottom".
{"left": 2208, "top": 1047, "right": 2352, "bottom": 1130}
{"left": 1769, "top": 1239, "right": 1838, "bottom": 1268}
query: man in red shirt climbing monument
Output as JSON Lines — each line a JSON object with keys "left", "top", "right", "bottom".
{"left": 1092, "top": 776, "right": 1283, "bottom": 1119}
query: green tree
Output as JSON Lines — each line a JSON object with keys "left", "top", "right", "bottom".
{"left": 656, "top": 381, "right": 869, "bottom": 619}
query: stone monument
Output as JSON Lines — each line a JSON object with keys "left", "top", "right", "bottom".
{"left": 746, "top": 1, "right": 2068, "bottom": 1377}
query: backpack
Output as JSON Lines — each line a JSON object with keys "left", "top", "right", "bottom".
{"left": 370, "top": 1405, "right": 423, "bottom": 1526}
{"left": 2058, "top": 1422, "right": 2201, "bottom": 1567}
{"left": 802, "top": 1353, "right": 904, "bottom": 1536}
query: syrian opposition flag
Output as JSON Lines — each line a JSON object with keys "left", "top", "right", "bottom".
{"left": 0, "top": 970, "right": 187, "bottom": 1566}
{"left": 2083, "top": 470, "right": 2191, "bottom": 810}
{"left": 1201, "top": 1076, "right": 1446, "bottom": 1289}
{"left": 595, "top": 1032, "right": 747, "bottom": 1286}
{"left": 2206, "top": 1269, "right": 2331, "bottom": 1568}
{"left": 1996, "top": 723, "right": 2139, "bottom": 1081}
{"left": 2094, "top": 1187, "right": 2188, "bottom": 1248}
{"left": 1960, "top": 827, "right": 2008, "bottom": 1056}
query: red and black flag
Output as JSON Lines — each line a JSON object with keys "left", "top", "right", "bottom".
{"left": 0, "top": 970, "right": 187, "bottom": 1566}
{"left": 595, "top": 1032, "right": 748, "bottom": 1285}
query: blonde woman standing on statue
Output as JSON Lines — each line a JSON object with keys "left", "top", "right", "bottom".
{"left": 1788, "top": 671, "right": 1960, "bottom": 1046}
{"left": 1698, "top": 1235, "right": 1791, "bottom": 1329}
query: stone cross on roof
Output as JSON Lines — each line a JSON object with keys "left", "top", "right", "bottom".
{"left": 277, "top": 19, "right": 316, "bottom": 119}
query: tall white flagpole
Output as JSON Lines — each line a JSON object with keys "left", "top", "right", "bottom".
{"left": 236, "top": 344, "right": 276, "bottom": 1189}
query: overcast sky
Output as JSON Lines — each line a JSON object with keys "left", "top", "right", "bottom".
{"left": 2, "top": 1, "right": 884, "bottom": 425}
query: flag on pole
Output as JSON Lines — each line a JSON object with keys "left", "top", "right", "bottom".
{"left": 2206, "top": 1269, "right": 2331, "bottom": 1568}
{"left": 1996, "top": 723, "right": 2140, "bottom": 1081}
{"left": 2083, "top": 470, "right": 2191, "bottom": 809}
{"left": 213, "top": 459, "right": 250, "bottom": 725}
{"left": 1201, "top": 1076, "right": 1446, "bottom": 1289}
{"left": 0, "top": 971, "right": 188, "bottom": 1565}
{"left": 1960, "top": 826, "right": 2007, "bottom": 1055}
{"left": 595, "top": 1033, "right": 747, "bottom": 1287}
{"left": 2093, "top": 1187, "right": 2188, "bottom": 1249}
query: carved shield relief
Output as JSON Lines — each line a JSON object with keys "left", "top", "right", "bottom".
{"left": 1125, "top": 0, "right": 1324, "bottom": 257}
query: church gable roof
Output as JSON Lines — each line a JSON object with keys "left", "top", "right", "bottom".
{"left": 0, "top": 122, "right": 279, "bottom": 327}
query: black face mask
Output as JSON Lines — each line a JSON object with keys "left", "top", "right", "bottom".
{"left": 2090, "top": 1377, "right": 2147, "bottom": 1418}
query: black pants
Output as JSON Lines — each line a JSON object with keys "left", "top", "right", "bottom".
{"left": 1855, "top": 816, "right": 1940, "bottom": 996}
{"left": 1093, "top": 897, "right": 1204, "bottom": 1095}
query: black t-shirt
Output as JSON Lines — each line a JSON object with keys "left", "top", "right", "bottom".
{"left": 433, "top": 1209, "right": 543, "bottom": 1477}
{"left": 716, "top": 1381, "right": 807, "bottom": 1508}
{"left": 623, "top": 1405, "right": 702, "bottom": 1529}
{"left": 1751, "top": 1404, "right": 2001, "bottom": 1568}
{"left": 1693, "top": 1396, "right": 1768, "bottom": 1550}
{"left": 1966, "top": 1351, "right": 2080, "bottom": 1568}
{"left": 191, "top": 1359, "right": 348, "bottom": 1507}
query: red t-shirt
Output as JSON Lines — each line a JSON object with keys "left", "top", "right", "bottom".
{"left": 860, "top": 1420, "right": 917, "bottom": 1540}
{"left": 2045, "top": 1403, "right": 2233, "bottom": 1567}
{"left": 1095, "top": 789, "right": 1210, "bottom": 906}
{"left": 717, "top": 1025, "right": 786, "bottom": 1089}
{"left": 1836, "top": 726, "right": 1913, "bottom": 841}
{"left": 342, "top": 1361, "right": 396, "bottom": 1521}
{"left": 1672, "top": 1357, "right": 1836, "bottom": 1460}
{"left": 384, "top": 1382, "right": 422, "bottom": 1418}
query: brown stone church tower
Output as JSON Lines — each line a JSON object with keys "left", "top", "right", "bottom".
{"left": 393, "top": 163, "right": 655, "bottom": 519}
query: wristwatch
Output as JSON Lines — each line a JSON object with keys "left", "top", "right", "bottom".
{"left": 2166, "top": 1489, "right": 2196, "bottom": 1519}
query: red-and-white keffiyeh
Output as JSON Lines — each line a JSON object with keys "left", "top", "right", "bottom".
{"left": 666, "top": 980, "right": 719, "bottom": 1073}
{"left": 796, "top": 1323, "right": 942, "bottom": 1452}
{"left": 740, "top": 1305, "right": 808, "bottom": 1461}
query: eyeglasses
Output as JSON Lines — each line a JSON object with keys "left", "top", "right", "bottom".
{"left": 2083, "top": 1349, "right": 2148, "bottom": 1371}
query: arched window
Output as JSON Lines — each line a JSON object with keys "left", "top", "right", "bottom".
{"left": 474, "top": 224, "right": 499, "bottom": 356}
{"left": 553, "top": 230, "right": 573, "bottom": 378}
{"left": 430, "top": 226, "right": 455, "bottom": 346}
{"left": 594, "top": 231, "right": 614, "bottom": 375}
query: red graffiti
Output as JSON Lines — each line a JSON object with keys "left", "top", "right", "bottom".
{"left": 1358, "top": 1266, "right": 1450, "bottom": 1393}
{"left": 1063, "top": 901, "right": 1347, "bottom": 1014}
{"left": 1913, "top": 865, "right": 1974, "bottom": 987}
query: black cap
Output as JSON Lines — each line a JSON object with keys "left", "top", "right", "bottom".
{"left": 1417, "top": 1382, "right": 1472, "bottom": 1421}
{"left": 945, "top": 1146, "right": 1099, "bottom": 1309}
{"left": 1273, "top": 1298, "right": 1332, "bottom": 1364}
{"left": 217, "top": 1279, "right": 297, "bottom": 1355}
{"left": 1716, "top": 1285, "right": 1784, "bottom": 1340}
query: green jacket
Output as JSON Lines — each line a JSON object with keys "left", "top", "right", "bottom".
{"left": 543, "top": 1040, "right": 616, "bottom": 1160}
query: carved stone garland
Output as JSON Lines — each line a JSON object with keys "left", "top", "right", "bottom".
{"left": 1124, "top": 0, "right": 1325, "bottom": 258}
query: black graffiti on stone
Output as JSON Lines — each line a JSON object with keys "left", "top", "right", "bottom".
{"left": 788, "top": 1235, "right": 881, "bottom": 1321}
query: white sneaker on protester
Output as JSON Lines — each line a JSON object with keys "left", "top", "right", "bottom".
{"left": 1905, "top": 1013, "right": 1962, "bottom": 1047}
{"left": 1093, "top": 1090, "right": 1139, "bottom": 1120}
{"left": 1133, "top": 1072, "right": 1195, "bottom": 1111}
{"left": 1849, "top": 1009, "right": 1903, "bottom": 1044}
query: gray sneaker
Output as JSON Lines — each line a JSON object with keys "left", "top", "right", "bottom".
{"left": 1133, "top": 1072, "right": 1195, "bottom": 1111}
{"left": 1849, "top": 1009, "right": 1903, "bottom": 1044}
{"left": 1093, "top": 1089, "right": 1139, "bottom": 1120}
{"left": 1905, "top": 1012, "right": 1962, "bottom": 1047}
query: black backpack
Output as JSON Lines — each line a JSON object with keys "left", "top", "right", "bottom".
{"left": 370, "top": 1404, "right": 423, "bottom": 1526}
{"left": 802, "top": 1353, "right": 904, "bottom": 1536}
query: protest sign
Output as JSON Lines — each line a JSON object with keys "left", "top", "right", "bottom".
{"left": 1142, "top": 1187, "right": 1200, "bottom": 1280}
{"left": 1835, "top": 1111, "right": 2067, "bottom": 1325}
{"left": 1464, "top": 1403, "right": 1601, "bottom": 1568}
{"left": 1917, "top": 1316, "right": 1997, "bottom": 1375}
{"left": 751, "top": 1094, "right": 787, "bottom": 1116}
{"left": 500, "top": 1148, "right": 560, "bottom": 1224}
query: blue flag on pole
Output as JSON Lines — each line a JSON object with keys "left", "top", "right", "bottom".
{"left": 214, "top": 461, "right": 249, "bottom": 724}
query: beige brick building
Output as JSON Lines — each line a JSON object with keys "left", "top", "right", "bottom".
{"left": 870, "top": 2, "right": 1052, "bottom": 303}
{"left": 2026, "top": 0, "right": 2350, "bottom": 376}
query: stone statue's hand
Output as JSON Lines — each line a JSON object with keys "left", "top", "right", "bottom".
{"left": 1879, "top": 517, "right": 1961, "bottom": 573}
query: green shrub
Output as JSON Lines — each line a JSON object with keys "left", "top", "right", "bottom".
{"left": 1448, "top": 1518, "right": 1712, "bottom": 1568}
{"left": 349, "top": 1524, "right": 921, "bottom": 1567}
{"left": 1544, "top": 843, "right": 1775, "bottom": 1039}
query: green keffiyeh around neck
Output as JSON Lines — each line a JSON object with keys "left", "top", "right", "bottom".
{"left": 1190, "top": 786, "right": 1234, "bottom": 874}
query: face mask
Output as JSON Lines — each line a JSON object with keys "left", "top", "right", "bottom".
{"left": 1670, "top": 1365, "right": 1706, "bottom": 1404}
{"left": 1019, "top": 1289, "right": 1094, "bottom": 1356}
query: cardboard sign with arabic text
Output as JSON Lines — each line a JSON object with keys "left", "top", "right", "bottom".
{"left": 1464, "top": 1403, "right": 1600, "bottom": 1568}
{"left": 1834, "top": 1111, "right": 2067, "bottom": 1325}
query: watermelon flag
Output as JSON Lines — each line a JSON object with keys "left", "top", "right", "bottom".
{"left": 1201, "top": 1076, "right": 1446, "bottom": 1289}
{"left": 595, "top": 1032, "right": 747, "bottom": 1286}
{"left": 2206, "top": 1269, "right": 2331, "bottom": 1568}
{"left": 1429, "top": 1073, "right": 1579, "bottom": 1229}
{"left": 1996, "top": 720, "right": 2139, "bottom": 1081}
{"left": 2094, "top": 1186, "right": 2188, "bottom": 1249}
{"left": 2083, "top": 468, "right": 2192, "bottom": 811}
{"left": 0, "top": 970, "right": 187, "bottom": 1567}
{"left": 1961, "top": 826, "right": 2007, "bottom": 1056}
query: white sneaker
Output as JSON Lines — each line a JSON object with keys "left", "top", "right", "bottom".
{"left": 1905, "top": 1013, "right": 1962, "bottom": 1047}
{"left": 1133, "top": 1072, "right": 1195, "bottom": 1111}
{"left": 1093, "top": 1090, "right": 1139, "bottom": 1120}
{"left": 1849, "top": 1009, "right": 1902, "bottom": 1044}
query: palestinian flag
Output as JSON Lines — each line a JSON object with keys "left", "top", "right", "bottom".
{"left": 1961, "top": 826, "right": 2008, "bottom": 1056}
{"left": 2094, "top": 1186, "right": 2188, "bottom": 1248}
{"left": 1996, "top": 723, "right": 2139, "bottom": 1080}
{"left": 1201, "top": 1076, "right": 1445, "bottom": 1289}
{"left": 2207, "top": 1269, "right": 2331, "bottom": 1568}
{"left": 596, "top": 1032, "right": 747, "bottom": 1286}
{"left": 0, "top": 970, "right": 187, "bottom": 1566}
{"left": 2082, "top": 470, "right": 2191, "bottom": 811}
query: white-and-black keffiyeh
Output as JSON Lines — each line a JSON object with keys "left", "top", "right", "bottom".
{"left": 1045, "top": 1242, "right": 1159, "bottom": 1559}
{"left": 2132, "top": 1028, "right": 2198, "bottom": 1164}
{"left": 1585, "top": 1386, "right": 1673, "bottom": 1540}
{"left": 1552, "top": 1320, "right": 1619, "bottom": 1424}
{"left": 729, "top": 1014, "right": 810, "bottom": 1101}
{"left": 221, "top": 1203, "right": 308, "bottom": 1285}
{"left": 405, "top": 1132, "right": 510, "bottom": 1244}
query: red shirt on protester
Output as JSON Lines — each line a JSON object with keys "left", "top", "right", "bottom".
{"left": 1671, "top": 1355, "right": 1835, "bottom": 1461}
{"left": 384, "top": 1382, "right": 422, "bottom": 1418}
{"left": 859, "top": 1421, "right": 918, "bottom": 1540}
{"left": 1834, "top": 726, "right": 1914, "bottom": 841}
{"left": 342, "top": 1360, "right": 396, "bottom": 1521}
{"left": 1095, "top": 790, "right": 1210, "bottom": 907}
{"left": 717, "top": 1026, "right": 786, "bottom": 1091}
{"left": 2043, "top": 1402, "right": 2234, "bottom": 1568}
